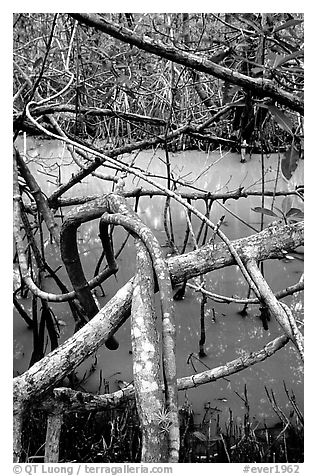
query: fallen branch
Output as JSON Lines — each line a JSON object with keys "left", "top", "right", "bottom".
{"left": 40, "top": 333, "right": 289, "bottom": 413}
{"left": 48, "top": 188, "right": 301, "bottom": 210}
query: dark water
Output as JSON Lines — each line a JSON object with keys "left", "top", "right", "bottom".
{"left": 14, "top": 138, "right": 304, "bottom": 429}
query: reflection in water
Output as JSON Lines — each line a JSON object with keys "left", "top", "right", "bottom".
{"left": 14, "top": 139, "right": 303, "bottom": 427}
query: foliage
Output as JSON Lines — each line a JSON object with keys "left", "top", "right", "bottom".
{"left": 13, "top": 13, "right": 303, "bottom": 151}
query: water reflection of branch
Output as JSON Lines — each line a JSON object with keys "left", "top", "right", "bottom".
{"left": 196, "top": 199, "right": 213, "bottom": 246}
{"left": 214, "top": 174, "right": 233, "bottom": 193}
{"left": 215, "top": 200, "right": 259, "bottom": 233}
{"left": 189, "top": 150, "right": 230, "bottom": 185}
{"left": 243, "top": 171, "right": 276, "bottom": 192}
{"left": 187, "top": 353, "right": 212, "bottom": 373}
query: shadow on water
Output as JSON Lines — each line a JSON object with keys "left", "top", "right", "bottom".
{"left": 14, "top": 139, "right": 303, "bottom": 429}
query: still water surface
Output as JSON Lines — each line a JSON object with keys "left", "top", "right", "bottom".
{"left": 14, "top": 139, "right": 304, "bottom": 428}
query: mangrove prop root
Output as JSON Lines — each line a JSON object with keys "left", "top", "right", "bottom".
{"left": 100, "top": 193, "right": 179, "bottom": 462}
{"left": 100, "top": 199, "right": 169, "bottom": 460}
{"left": 60, "top": 202, "right": 119, "bottom": 350}
{"left": 132, "top": 240, "right": 168, "bottom": 462}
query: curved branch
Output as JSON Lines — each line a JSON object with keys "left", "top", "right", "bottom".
{"left": 60, "top": 198, "right": 119, "bottom": 350}
{"left": 13, "top": 151, "right": 61, "bottom": 302}
{"left": 188, "top": 278, "right": 304, "bottom": 305}
{"left": 100, "top": 193, "right": 179, "bottom": 461}
{"left": 100, "top": 198, "right": 170, "bottom": 461}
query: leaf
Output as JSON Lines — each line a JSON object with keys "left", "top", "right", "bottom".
{"left": 285, "top": 208, "right": 304, "bottom": 223}
{"left": 251, "top": 66, "right": 265, "bottom": 75}
{"left": 281, "top": 146, "right": 301, "bottom": 180}
{"left": 284, "top": 254, "right": 295, "bottom": 261}
{"left": 193, "top": 431, "right": 207, "bottom": 442}
{"left": 33, "top": 57, "right": 42, "bottom": 69}
{"left": 285, "top": 208, "right": 304, "bottom": 219}
{"left": 274, "top": 207, "right": 285, "bottom": 216}
{"left": 273, "top": 19, "right": 303, "bottom": 33}
{"left": 252, "top": 207, "right": 278, "bottom": 217}
{"left": 286, "top": 252, "right": 304, "bottom": 261}
{"left": 103, "top": 60, "right": 113, "bottom": 72}
{"left": 267, "top": 105, "right": 294, "bottom": 135}
{"left": 266, "top": 53, "right": 286, "bottom": 69}
{"left": 274, "top": 50, "right": 304, "bottom": 68}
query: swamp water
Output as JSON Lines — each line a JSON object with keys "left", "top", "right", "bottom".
{"left": 13, "top": 139, "right": 304, "bottom": 430}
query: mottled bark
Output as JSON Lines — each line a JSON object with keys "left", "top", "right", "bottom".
{"left": 101, "top": 193, "right": 179, "bottom": 462}
{"left": 44, "top": 412, "right": 63, "bottom": 463}
{"left": 100, "top": 194, "right": 169, "bottom": 461}
{"left": 132, "top": 240, "right": 168, "bottom": 462}
{"left": 13, "top": 392, "right": 24, "bottom": 463}
{"left": 168, "top": 221, "right": 303, "bottom": 285}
